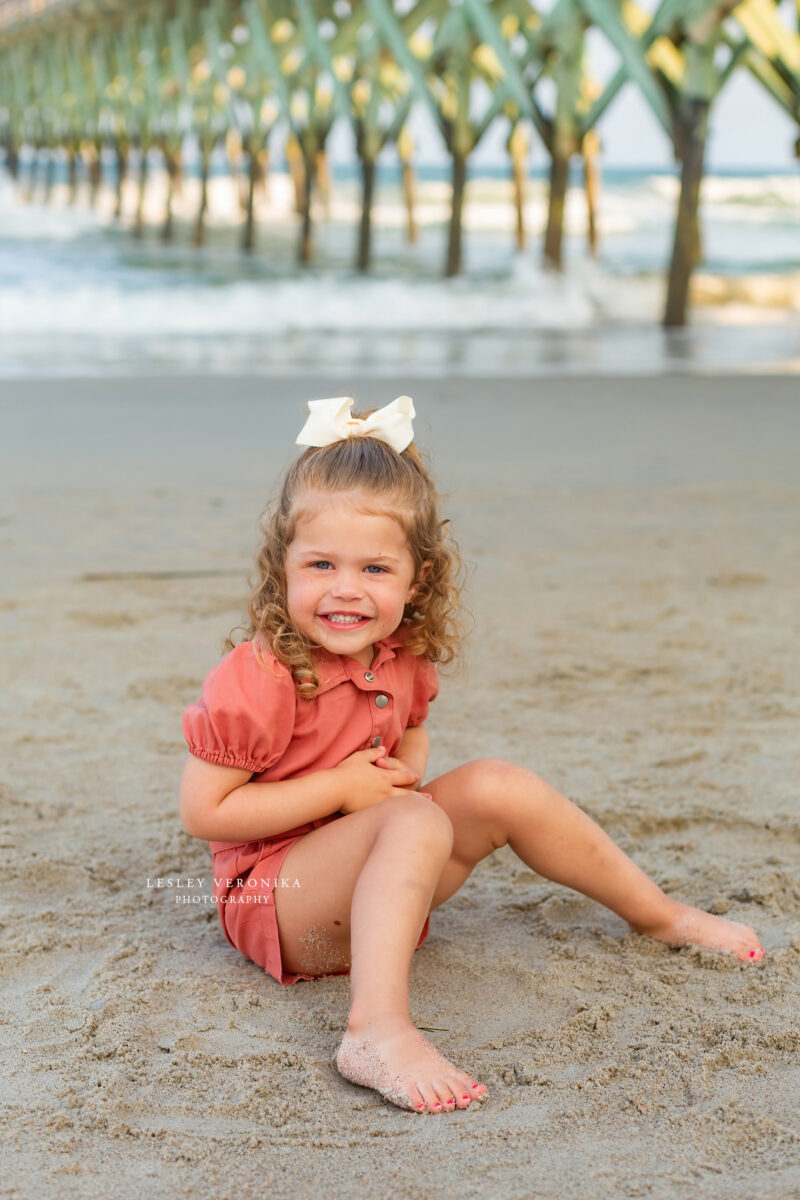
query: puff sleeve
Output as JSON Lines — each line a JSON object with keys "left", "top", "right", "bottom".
{"left": 182, "top": 642, "right": 296, "bottom": 774}
{"left": 407, "top": 654, "right": 439, "bottom": 727}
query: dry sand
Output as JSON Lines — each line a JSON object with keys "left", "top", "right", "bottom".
{"left": 2, "top": 375, "right": 799, "bottom": 1199}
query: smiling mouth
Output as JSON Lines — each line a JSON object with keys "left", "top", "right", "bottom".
{"left": 318, "top": 612, "right": 372, "bottom": 628}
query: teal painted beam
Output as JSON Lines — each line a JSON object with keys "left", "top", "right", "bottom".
{"left": 461, "top": 0, "right": 537, "bottom": 122}
{"left": 577, "top": 0, "right": 673, "bottom": 133}
{"left": 365, "top": 0, "right": 446, "bottom": 136}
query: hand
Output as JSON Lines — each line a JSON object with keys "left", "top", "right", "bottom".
{"left": 334, "top": 746, "right": 419, "bottom": 814}
{"left": 375, "top": 753, "right": 422, "bottom": 791}
{"left": 389, "top": 786, "right": 434, "bottom": 802}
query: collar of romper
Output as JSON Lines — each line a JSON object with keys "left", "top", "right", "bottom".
{"left": 312, "top": 623, "right": 413, "bottom": 696}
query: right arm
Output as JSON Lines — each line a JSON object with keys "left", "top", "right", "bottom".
{"left": 179, "top": 745, "right": 419, "bottom": 842}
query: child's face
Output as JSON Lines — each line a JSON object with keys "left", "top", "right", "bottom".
{"left": 284, "top": 491, "right": 421, "bottom": 669}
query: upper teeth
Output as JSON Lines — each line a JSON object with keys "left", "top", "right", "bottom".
{"left": 326, "top": 614, "right": 364, "bottom": 624}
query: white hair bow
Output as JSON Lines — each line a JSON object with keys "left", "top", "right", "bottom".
{"left": 295, "top": 395, "right": 416, "bottom": 454}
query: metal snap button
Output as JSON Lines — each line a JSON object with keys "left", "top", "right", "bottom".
{"left": 371, "top": 735, "right": 382, "bottom": 748}
{"left": 374, "top": 694, "right": 389, "bottom": 708}
{"left": 364, "top": 671, "right": 375, "bottom": 682}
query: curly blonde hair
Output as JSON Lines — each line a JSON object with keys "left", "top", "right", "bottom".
{"left": 226, "top": 414, "right": 468, "bottom": 698}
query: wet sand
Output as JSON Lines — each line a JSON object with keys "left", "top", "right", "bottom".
{"left": 2, "top": 375, "right": 799, "bottom": 1199}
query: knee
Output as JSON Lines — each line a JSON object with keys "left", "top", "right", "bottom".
{"left": 460, "top": 757, "right": 522, "bottom": 797}
{"left": 380, "top": 792, "right": 454, "bottom": 853}
{"left": 458, "top": 758, "right": 547, "bottom": 810}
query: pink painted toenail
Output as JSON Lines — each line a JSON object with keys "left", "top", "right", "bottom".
{"left": 750, "top": 950, "right": 756, "bottom": 958}
{"left": 433, "top": 1102, "right": 441, "bottom": 1108}
{"left": 416, "top": 1103, "right": 424, "bottom": 1109}
{"left": 462, "top": 1095, "right": 469, "bottom": 1100}
{"left": 472, "top": 1084, "right": 480, "bottom": 1089}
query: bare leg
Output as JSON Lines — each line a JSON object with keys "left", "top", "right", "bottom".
{"left": 425, "top": 760, "right": 765, "bottom": 963}
{"left": 274, "top": 794, "right": 489, "bottom": 1113}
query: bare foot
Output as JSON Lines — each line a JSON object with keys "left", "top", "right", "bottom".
{"left": 632, "top": 899, "right": 765, "bottom": 963}
{"left": 335, "top": 1014, "right": 489, "bottom": 1113}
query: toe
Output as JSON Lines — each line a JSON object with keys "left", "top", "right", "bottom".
{"left": 433, "top": 1081, "right": 458, "bottom": 1111}
{"left": 449, "top": 1069, "right": 486, "bottom": 1108}
{"left": 416, "top": 1082, "right": 444, "bottom": 1114}
{"left": 454, "top": 1069, "right": 484, "bottom": 1098}
{"left": 467, "top": 1078, "right": 489, "bottom": 1100}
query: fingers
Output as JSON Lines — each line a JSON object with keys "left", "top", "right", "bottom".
{"left": 376, "top": 756, "right": 418, "bottom": 782}
{"left": 376, "top": 756, "right": 414, "bottom": 773}
{"left": 385, "top": 768, "right": 420, "bottom": 786}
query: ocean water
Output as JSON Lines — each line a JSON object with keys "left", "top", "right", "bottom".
{"left": 1, "top": 156, "right": 798, "bottom": 378}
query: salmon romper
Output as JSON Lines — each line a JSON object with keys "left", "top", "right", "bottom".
{"left": 182, "top": 622, "right": 439, "bottom": 985}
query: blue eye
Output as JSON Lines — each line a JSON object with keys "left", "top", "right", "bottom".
{"left": 365, "top": 565, "right": 386, "bottom": 574}
{"left": 311, "top": 561, "right": 332, "bottom": 570}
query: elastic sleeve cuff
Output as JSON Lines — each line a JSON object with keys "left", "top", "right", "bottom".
{"left": 186, "top": 744, "right": 264, "bottom": 773}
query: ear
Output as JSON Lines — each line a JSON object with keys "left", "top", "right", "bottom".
{"left": 407, "top": 559, "right": 432, "bottom": 602}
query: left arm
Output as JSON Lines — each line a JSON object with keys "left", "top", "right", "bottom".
{"left": 377, "top": 724, "right": 430, "bottom": 790}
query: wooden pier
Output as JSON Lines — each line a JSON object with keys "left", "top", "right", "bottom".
{"left": 1, "top": 0, "right": 798, "bottom": 325}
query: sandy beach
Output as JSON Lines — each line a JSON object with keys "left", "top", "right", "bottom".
{"left": 2, "top": 374, "right": 799, "bottom": 1199}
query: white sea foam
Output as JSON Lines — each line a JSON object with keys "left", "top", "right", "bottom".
{"left": 0, "top": 259, "right": 661, "bottom": 336}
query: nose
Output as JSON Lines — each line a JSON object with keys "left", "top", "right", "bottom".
{"left": 329, "top": 570, "right": 364, "bottom": 600}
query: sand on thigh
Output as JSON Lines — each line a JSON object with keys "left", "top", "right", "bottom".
{"left": 273, "top": 795, "right": 441, "bottom": 978}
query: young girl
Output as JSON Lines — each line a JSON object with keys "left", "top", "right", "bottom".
{"left": 180, "top": 394, "right": 764, "bottom": 1116}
